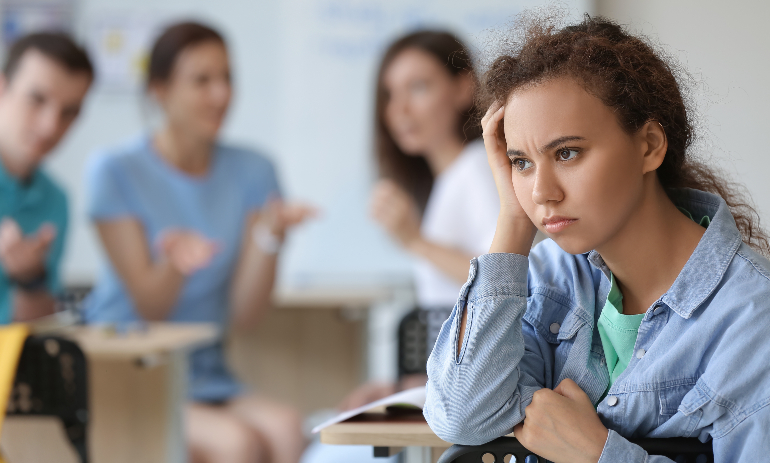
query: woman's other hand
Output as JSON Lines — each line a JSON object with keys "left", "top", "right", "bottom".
{"left": 513, "top": 379, "right": 608, "bottom": 463}
{"left": 260, "top": 198, "right": 317, "bottom": 239}
{"left": 157, "top": 229, "right": 218, "bottom": 276}
{"left": 336, "top": 381, "right": 397, "bottom": 412}
{"left": 370, "top": 179, "right": 422, "bottom": 248}
{"left": 481, "top": 102, "right": 538, "bottom": 255}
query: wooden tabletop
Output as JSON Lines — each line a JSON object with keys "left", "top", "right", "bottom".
{"left": 55, "top": 322, "right": 219, "bottom": 360}
{"left": 273, "top": 285, "right": 400, "bottom": 310}
{"left": 319, "top": 413, "right": 452, "bottom": 448}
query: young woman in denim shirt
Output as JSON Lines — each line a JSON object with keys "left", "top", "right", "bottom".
{"left": 424, "top": 14, "right": 770, "bottom": 463}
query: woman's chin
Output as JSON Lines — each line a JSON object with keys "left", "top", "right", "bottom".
{"left": 550, "top": 235, "right": 595, "bottom": 256}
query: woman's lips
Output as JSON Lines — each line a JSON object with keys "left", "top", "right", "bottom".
{"left": 542, "top": 216, "right": 578, "bottom": 233}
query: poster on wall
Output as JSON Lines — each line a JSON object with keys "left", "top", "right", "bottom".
{"left": 0, "top": 0, "right": 75, "bottom": 49}
{"left": 86, "top": 13, "right": 164, "bottom": 91}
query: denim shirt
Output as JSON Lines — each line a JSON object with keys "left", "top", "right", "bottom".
{"left": 424, "top": 189, "right": 770, "bottom": 462}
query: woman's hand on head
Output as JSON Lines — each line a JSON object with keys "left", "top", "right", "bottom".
{"left": 513, "top": 379, "right": 608, "bottom": 463}
{"left": 157, "top": 229, "right": 218, "bottom": 276}
{"left": 481, "top": 102, "right": 538, "bottom": 255}
{"left": 370, "top": 179, "right": 422, "bottom": 249}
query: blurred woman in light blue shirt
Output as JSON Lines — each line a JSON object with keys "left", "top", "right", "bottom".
{"left": 84, "top": 22, "right": 311, "bottom": 463}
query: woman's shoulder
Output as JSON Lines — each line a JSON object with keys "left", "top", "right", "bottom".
{"left": 87, "top": 134, "right": 153, "bottom": 172}
{"left": 216, "top": 143, "right": 277, "bottom": 173}
{"left": 454, "top": 139, "right": 491, "bottom": 175}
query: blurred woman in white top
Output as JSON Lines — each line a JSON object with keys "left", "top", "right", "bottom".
{"left": 302, "top": 31, "right": 499, "bottom": 463}
{"left": 371, "top": 30, "right": 499, "bottom": 313}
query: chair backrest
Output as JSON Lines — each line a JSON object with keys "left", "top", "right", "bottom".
{"left": 398, "top": 309, "right": 428, "bottom": 377}
{"left": 7, "top": 335, "right": 89, "bottom": 463}
{"left": 438, "top": 436, "right": 713, "bottom": 463}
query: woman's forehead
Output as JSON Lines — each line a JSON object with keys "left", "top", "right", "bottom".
{"left": 503, "top": 78, "right": 620, "bottom": 144}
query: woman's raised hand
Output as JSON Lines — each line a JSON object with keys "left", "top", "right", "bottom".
{"left": 260, "top": 198, "right": 317, "bottom": 238}
{"left": 481, "top": 102, "right": 538, "bottom": 255}
{"left": 157, "top": 230, "right": 218, "bottom": 276}
{"left": 370, "top": 179, "right": 422, "bottom": 249}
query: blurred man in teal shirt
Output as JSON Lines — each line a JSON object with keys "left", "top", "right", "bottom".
{"left": 0, "top": 33, "right": 93, "bottom": 323}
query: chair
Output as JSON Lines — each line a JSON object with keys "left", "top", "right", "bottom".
{"left": 397, "top": 309, "right": 429, "bottom": 377}
{"left": 6, "top": 335, "right": 89, "bottom": 463}
{"left": 437, "top": 435, "right": 713, "bottom": 463}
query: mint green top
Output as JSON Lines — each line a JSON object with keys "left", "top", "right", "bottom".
{"left": 597, "top": 207, "right": 711, "bottom": 392}
{"left": 597, "top": 273, "right": 644, "bottom": 386}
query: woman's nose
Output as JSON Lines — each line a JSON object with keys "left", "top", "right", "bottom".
{"left": 531, "top": 164, "right": 564, "bottom": 205}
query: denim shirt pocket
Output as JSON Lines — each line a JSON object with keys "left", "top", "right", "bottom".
{"left": 524, "top": 287, "right": 584, "bottom": 344}
{"left": 674, "top": 383, "right": 710, "bottom": 437}
{"left": 658, "top": 379, "right": 699, "bottom": 428}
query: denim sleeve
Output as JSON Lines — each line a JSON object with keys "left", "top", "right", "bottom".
{"left": 598, "top": 430, "right": 675, "bottom": 462}
{"left": 424, "top": 253, "right": 545, "bottom": 445}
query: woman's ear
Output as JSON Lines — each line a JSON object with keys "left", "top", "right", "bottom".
{"left": 454, "top": 71, "right": 475, "bottom": 112}
{"left": 639, "top": 120, "right": 668, "bottom": 174}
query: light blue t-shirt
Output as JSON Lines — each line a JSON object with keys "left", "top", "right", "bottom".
{"left": 0, "top": 160, "right": 68, "bottom": 323}
{"left": 83, "top": 135, "right": 280, "bottom": 402}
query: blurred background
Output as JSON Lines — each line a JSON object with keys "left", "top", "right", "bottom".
{"left": 2, "top": 0, "right": 769, "bottom": 461}
{"left": 10, "top": 0, "right": 768, "bottom": 296}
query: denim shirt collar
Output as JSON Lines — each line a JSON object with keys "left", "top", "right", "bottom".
{"left": 587, "top": 188, "right": 743, "bottom": 319}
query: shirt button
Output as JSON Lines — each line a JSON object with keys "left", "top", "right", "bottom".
{"left": 607, "top": 396, "right": 618, "bottom": 406}
{"left": 549, "top": 322, "right": 560, "bottom": 334}
{"left": 653, "top": 305, "right": 664, "bottom": 316}
{"left": 600, "top": 357, "right": 606, "bottom": 366}
{"left": 636, "top": 349, "right": 646, "bottom": 359}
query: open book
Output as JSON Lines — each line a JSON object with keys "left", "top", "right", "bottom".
{"left": 311, "top": 386, "right": 426, "bottom": 433}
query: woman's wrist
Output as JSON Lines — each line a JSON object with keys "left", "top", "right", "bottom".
{"left": 489, "top": 212, "right": 538, "bottom": 255}
{"left": 404, "top": 234, "right": 428, "bottom": 256}
{"left": 252, "top": 223, "right": 284, "bottom": 255}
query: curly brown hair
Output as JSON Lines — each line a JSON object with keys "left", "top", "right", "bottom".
{"left": 479, "top": 12, "right": 769, "bottom": 256}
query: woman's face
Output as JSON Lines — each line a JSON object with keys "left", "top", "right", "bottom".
{"left": 503, "top": 77, "right": 653, "bottom": 254}
{"left": 154, "top": 40, "right": 231, "bottom": 141}
{"left": 382, "top": 48, "right": 472, "bottom": 155}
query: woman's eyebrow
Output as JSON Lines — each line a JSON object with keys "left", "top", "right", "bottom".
{"left": 506, "top": 135, "right": 586, "bottom": 158}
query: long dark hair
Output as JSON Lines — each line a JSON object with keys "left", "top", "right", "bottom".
{"left": 479, "top": 13, "right": 769, "bottom": 256}
{"left": 146, "top": 21, "right": 225, "bottom": 89}
{"left": 375, "top": 31, "right": 481, "bottom": 213}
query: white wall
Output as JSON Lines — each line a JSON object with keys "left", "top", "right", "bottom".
{"left": 41, "top": 0, "right": 593, "bottom": 288}
{"left": 597, "top": 0, "right": 770, "bottom": 222}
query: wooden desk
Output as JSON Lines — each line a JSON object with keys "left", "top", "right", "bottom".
{"left": 320, "top": 413, "right": 451, "bottom": 463}
{"left": 1, "top": 323, "right": 217, "bottom": 463}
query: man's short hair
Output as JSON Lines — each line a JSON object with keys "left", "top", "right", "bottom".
{"left": 3, "top": 32, "right": 94, "bottom": 81}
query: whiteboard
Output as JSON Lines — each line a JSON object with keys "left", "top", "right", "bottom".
{"left": 46, "top": 0, "right": 593, "bottom": 288}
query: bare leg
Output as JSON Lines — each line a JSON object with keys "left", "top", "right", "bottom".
{"left": 226, "top": 394, "right": 305, "bottom": 463}
{"left": 187, "top": 402, "right": 269, "bottom": 463}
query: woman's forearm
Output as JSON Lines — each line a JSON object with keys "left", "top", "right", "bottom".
{"left": 127, "top": 260, "right": 186, "bottom": 320}
{"left": 229, "top": 230, "right": 278, "bottom": 330}
{"left": 407, "top": 238, "right": 475, "bottom": 284}
{"left": 95, "top": 220, "right": 186, "bottom": 321}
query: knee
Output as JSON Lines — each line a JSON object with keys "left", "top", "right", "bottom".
{"left": 273, "top": 406, "right": 304, "bottom": 445}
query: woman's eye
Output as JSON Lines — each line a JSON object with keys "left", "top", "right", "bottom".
{"left": 558, "top": 148, "right": 579, "bottom": 161}
{"left": 512, "top": 158, "right": 533, "bottom": 171}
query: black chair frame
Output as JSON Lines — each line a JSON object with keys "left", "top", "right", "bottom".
{"left": 438, "top": 436, "right": 713, "bottom": 463}
{"left": 6, "top": 335, "right": 89, "bottom": 463}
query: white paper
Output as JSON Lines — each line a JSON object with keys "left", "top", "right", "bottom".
{"left": 311, "top": 386, "right": 426, "bottom": 434}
